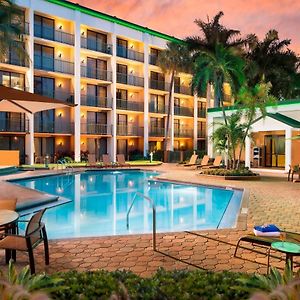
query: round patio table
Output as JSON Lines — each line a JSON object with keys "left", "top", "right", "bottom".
{"left": 269, "top": 241, "right": 300, "bottom": 271}
{"left": 0, "top": 209, "right": 19, "bottom": 263}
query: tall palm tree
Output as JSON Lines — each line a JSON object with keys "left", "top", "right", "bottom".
{"left": 0, "top": 0, "right": 28, "bottom": 63}
{"left": 157, "top": 41, "right": 191, "bottom": 151}
{"left": 246, "top": 29, "right": 300, "bottom": 99}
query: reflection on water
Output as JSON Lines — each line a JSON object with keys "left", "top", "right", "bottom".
{"left": 16, "top": 171, "right": 236, "bottom": 239}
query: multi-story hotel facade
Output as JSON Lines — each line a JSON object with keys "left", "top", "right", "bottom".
{"left": 0, "top": 0, "right": 207, "bottom": 164}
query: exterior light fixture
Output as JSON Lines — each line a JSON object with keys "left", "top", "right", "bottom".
{"left": 58, "top": 112, "right": 62, "bottom": 117}
{"left": 58, "top": 83, "right": 62, "bottom": 88}
{"left": 81, "top": 31, "right": 85, "bottom": 36}
{"left": 59, "top": 25, "right": 63, "bottom": 30}
{"left": 58, "top": 53, "right": 62, "bottom": 58}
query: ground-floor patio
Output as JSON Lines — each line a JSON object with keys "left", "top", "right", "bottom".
{"left": 0, "top": 164, "right": 299, "bottom": 276}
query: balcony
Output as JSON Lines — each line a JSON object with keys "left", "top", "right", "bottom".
{"left": 81, "top": 37, "right": 112, "bottom": 54}
{"left": 34, "top": 24, "right": 74, "bottom": 45}
{"left": 35, "top": 90, "right": 74, "bottom": 103}
{"left": 198, "top": 129, "right": 206, "bottom": 138}
{"left": 149, "top": 54, "right": 158, "bottom": 66}
{"left": 149, "top": 102, "right": 168, "bottom": 114}
{"left": 198, "top": 109, "right": 206, "bottom": 118}
{"left": 81, "top": 66, "right": 112, "bottom": 82}
{"left": 117, "top": 73, "right": 144, "bottom": 87}
{"left": 117, "top": 123, "right": 142, "bottom": 136}
{"left": 174, "top": 84, "right": 193, "bottom": 96}
{"left": 174, "top": 128, "right": 193, "bottom": 138}
{"left": 149, "top": 79, "right": 170, "bottom": 92}
{"left": 174, "top": 106, "right": 193, "bottom": 117}
{"left": 149, "top": 127, "right": 164, "bottom": 137}
{"left": 116, "top": 99, "right": 144, "bottom": 112}
{"left": 81, "top": 123, "right": 111, "bottom": 135}
{"left": 34, "top": 121, "right": 74, "bottom": 134}
{"left": 0, "top": 117, "right": 28, "bottom": 132}
{"left": 117, "top": 45, "right": 144, "bottom": 62}
{"left": 81, "top": 94, "right": 112, "bottom": 108}
{"left": 34, "top": 55, "right": 74, "bottom": 75}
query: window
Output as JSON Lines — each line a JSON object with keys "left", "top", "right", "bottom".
{"left": 34, "top": 15, "right": 55, "bottom": 40}
{"left": 87, "top": 30, "right": 107, "bottom": 50}
{"left": 117, "top": 38, "right": 128, "bottom": 58}
{"left": 150, "top": 94, "right": 165, "bottom": 113}
{"left": 34, "top": 44, "right": 54, "bottom": 71}
{"left": 0, "top": 71, "right": 25, "bottom": 90}
{"left": 86, "top": 57, "right": 107, "bottom": 80}
{"left": 117, "top": 64, "right": 128, "bottom": 84}
{"left": 116, "top": 89, "right": 127, "bottom": 100}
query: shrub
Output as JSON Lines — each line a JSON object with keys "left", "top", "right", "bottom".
{"left": 201, "top": 167, "right": 257, "bottom": 177}
{"left": 129, "top": 150, "right": 145, "bottom": 161}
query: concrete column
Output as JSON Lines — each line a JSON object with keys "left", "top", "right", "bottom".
{"left": 285, "top": 127, "right": 292, "bottom": 172}
{"left": 193, "top": 95, "right": 198, "bottom": 150}
{"left": 143, "top": 34, "right": 150, "bottom": 156}
{"left": 169, "top": 82, "right": 174, "bottom": 151}
{"left": 245, "top": 135, "right": 251, "bottom": 168}
{"left": 26, "top": 7, "right": 34, "bottom": 93}
{"left": 25, "top": 113, "right": 34, "bottom": 165}
{"left": 110, "top": 30, "right": 117, "bottom": 162}
{"left": 73, "top": 11, "right": 81, "bottom": 162}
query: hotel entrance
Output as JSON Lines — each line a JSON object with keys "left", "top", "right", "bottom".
{"left": 264, "top": 135, "right": 285, "bottom": 168}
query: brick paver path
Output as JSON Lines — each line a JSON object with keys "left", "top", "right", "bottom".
{"left": 1, "top": 164, "right": 299, "bottom": 276}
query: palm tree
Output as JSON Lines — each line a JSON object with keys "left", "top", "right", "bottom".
{"left": 0, "top": 0, "right": 28, "bottom": 63}
{"left": 245, "top": 29, "right": 300, "bottom": 99}
{"left": 157, "top": 41, "right": 191, "bottom": 151}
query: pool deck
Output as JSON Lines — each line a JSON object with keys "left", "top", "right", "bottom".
{"left": 0, "top": 164, "right": 299, "bottom": 276}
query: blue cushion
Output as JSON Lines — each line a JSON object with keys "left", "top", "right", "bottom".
{"left": 254, "top": 224, "right": 280, "bottom": 233}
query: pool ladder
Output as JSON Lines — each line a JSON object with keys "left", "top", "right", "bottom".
{"left": 56, "top": 159, "right": 74, "bottom": 174}
{"left": 126, "top": 192, "right": 157, "bottom": 251}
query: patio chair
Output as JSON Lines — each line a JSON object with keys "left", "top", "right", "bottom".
{"left": 183, "top": 154, "right": 198, "bottom": 167}
{"left": 102, "top": 154, "right": 115, "bottom": 168}
{"left": 195, "top": 155, "right": 210, "bottom": 169}
{"left": 234, "top": 231, "right": 300, "bottom": 258}
{"left": 288, "top": 164, "right": 300, "bottom": 181}
{"left": 87, "top": 154, "right": 102, "bottom": 168}
{"left": 0, "top": 208, "right": 49, "bottom": 274}
{"left": 116, "top": 154, "right": 131, "bottom": 168}
{"left": 0, "top": 199, "right": 17, "bottom": 237}
{"left": 201, "top": 156, "right": 222, "bottom": 169}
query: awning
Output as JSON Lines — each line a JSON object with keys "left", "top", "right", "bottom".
{"left": 0, "top": 85, "right": 76, "bottom": 114}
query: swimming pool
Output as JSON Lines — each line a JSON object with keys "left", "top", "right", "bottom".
{"left": 14, "top": 170, "right": 243, "bottom": 239}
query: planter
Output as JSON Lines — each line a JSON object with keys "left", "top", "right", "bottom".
{"left": 199, "top": 174, "right": 260, "bottom": 180}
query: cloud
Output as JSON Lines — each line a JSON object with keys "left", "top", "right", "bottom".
{"left": 71, "top": 0, "right": 300, "bottom": 54}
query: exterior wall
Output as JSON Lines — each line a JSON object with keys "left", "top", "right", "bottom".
{"left": 0, "top": 0, "right": 203, "bottom": 164}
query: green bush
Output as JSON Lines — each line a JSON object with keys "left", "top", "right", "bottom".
{"left": 50, "top": 268, "right": 256, "bottom": 300}
{"left": 201, "top": 167, "right": 256, "bottom": 177}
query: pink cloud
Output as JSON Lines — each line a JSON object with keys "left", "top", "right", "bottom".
{"left": 71, "top": 0, "right": 300, "bottom": 54}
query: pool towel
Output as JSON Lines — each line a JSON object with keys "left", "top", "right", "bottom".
{"left": 253, "top": 224, "right": 281, "bottom": 237}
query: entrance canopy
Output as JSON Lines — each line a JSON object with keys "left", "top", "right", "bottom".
{"left": 0, "top": 85, "right": 76, "bottom": 114}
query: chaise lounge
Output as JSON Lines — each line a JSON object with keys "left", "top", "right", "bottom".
{"left": 183, "top": 154, "right": 198, "bottom": 167}
{"left": 116, "top": 154, "right": 131, "bottom": 168}
{"left": 201, "top": 155, "right": 222, "bottom": 169}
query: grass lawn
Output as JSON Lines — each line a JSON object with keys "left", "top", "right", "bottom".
{"left": 21, "top": 160, "right": 162, "bottom": 169}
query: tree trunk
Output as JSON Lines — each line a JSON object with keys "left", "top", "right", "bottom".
{"left": 164, "top": 70, "right": 175, "bottom": 152}
{"left": 205, "top": 83, "right": 212, "bottom": 154}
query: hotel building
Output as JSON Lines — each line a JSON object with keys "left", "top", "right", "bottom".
{"left": 0, "top": 0, "right": 207, "bottom": 164}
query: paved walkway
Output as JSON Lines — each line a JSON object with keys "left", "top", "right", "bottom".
{"left": 0, "top": 164, "right": 299, "bottom": 276}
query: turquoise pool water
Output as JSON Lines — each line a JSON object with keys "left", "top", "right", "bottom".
{"left": 14, "top": 170, "right": 242, "bottom": 239}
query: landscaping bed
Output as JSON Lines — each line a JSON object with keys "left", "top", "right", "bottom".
{"left": 200, "top": 168, "right": 260, "bottom": 180}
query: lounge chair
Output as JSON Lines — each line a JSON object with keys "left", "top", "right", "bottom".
{"left": 201, "top": 155, "right": 222, "bottom": 169}
{"left": 195, "top": 155, "right": 210, "bottom": 169}
{"left": 102, "top": 154, "right": 115, "bottom": 168}
{"left": 0, "top": 208, "right": 49, "bottom": 274}
{"left": 184, "top": 154, "right": 198, "bottom": 167}
{"left": 116, "top": 154, "right": 131, "bottom": 168}
{"left": 87, "top": 154, "right": 102, "bottom": 168}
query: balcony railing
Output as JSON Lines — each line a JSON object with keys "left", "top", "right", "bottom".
{"left": 174, "top": 106, "right": 193, "bottom": 117}
{"left": 81, "top": 94, "right": 112, "bottom": 108}
{"left": 34, "top": 24, "right": 74, "bottom": 45}
{"left": 149, "top": 127, "right": 164, "bottom": 137}
{"left": 149, "top": 79, "right": 170, "bottom": 92}
{"left": 174, "top": 128, "right": 193, "bottom": 138}
{"left": 149, "top": 54, "right": 158, "bottom": 66}
{"left": 34, "top": 121, "right": 74, "bottom": 134}
{"left": 117, "top": 45, "right": 144, "bottom": 62}
{"left": 149, "top": 102, "right": 168, "bottom": 114}
{"left": 81, "top": 66, "right": 112, "bottom": 81}
{"left": 198, "top": 129, "right": 206, "bottom": 138}
{"left": 117, "top": 123, "right": 142, "bottom": 136}
{"left": 81, "top": 37, "right": 112, "bottom": 54}
{"left": 198, "top": 109, "right": 206, "bottom": 118}
{"left": 35, "top": 90, "right": 74, "bottom": 103}
{"left": 81, "top": 123, "right": 111, "bottom": 135}
{"left": 0, "top": 117, "right": 28, "bottom": 132}
{"left": 174, "top": 85, "right": 193, "bottom": 96}
{"left": 116, "top": 99, "right": 144, "bottom": 112}
{"left": 1, "top": 56, "right": 28, "bottom": 67}
{"left": 34, "top": 55, "right": 74, "bottom": 75}
{"left": 117, "top": 73, "right": 144, "bottom": 87}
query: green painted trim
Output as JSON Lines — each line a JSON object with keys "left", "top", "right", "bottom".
{"left": 266, "top": 113, "right": 300, "bottom": 128}
{"left": 207, "top": 99, "right": 300, "bottom": 113}
{"left": 45, "top": 0, "right": 182, "bottom": 43}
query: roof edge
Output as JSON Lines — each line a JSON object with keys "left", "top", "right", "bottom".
{"left": 45, "top": 0, "right": 182, "bottom": 43}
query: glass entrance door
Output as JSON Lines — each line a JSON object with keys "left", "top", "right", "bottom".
{"left": 264, "top": 135, "right": 285, "bottom": 168}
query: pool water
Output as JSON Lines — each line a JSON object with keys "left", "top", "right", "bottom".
{"left": 14, "top": 170, "right": 242, "bottom": 239}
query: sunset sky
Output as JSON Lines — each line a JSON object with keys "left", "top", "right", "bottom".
{"left": 71, "top": 0, "right": 300, "bottom": 54}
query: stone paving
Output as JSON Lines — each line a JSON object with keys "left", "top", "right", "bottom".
{"left": 0, "top": 164, "right": 299, "bottom": 276}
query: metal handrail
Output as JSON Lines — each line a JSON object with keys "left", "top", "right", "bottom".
{"left": 126, "top": 192, "right": 157, "bottom": 251}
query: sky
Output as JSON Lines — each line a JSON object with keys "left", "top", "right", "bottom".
{"left": 71, "top": 0, "right": 300, "bottom": 55}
